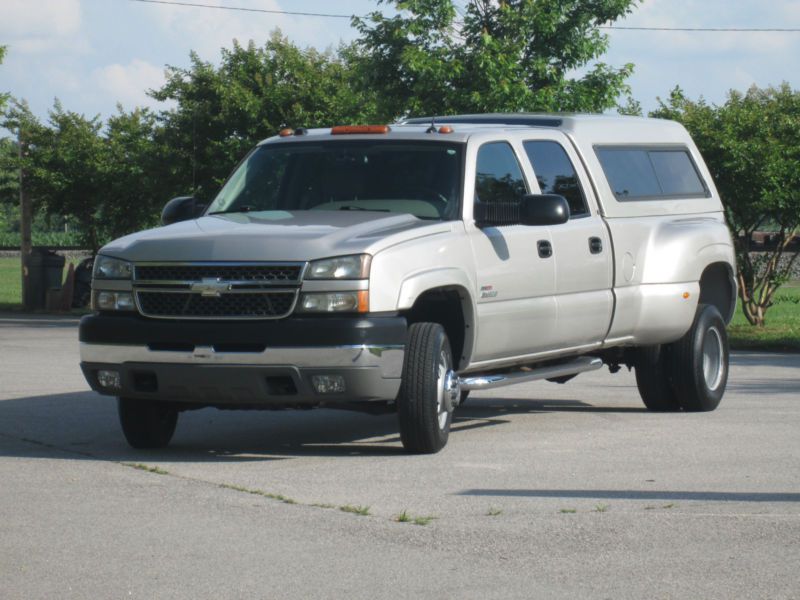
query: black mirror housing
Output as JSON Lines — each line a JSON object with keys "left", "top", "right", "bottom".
{"left": 474, "top": 194, "right": 570, "bottom": 227}
{"left": 161, "top": 196, "right": 206, "bottom": 226}
{"left": 520, "top": 194, "right": 570, "bottom": 226}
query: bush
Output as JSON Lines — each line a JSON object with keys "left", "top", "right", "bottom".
{"left": 0, "top": 231, "right": 82, "bottom": 247}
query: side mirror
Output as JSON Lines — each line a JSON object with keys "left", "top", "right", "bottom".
{"left": 161, "top": 196, "right": 207, "bottom": 226}
{"left": 520, "top": 194, "right": 570, "bottom": 226}
{"left": 474, "top": 194, "right": 570, "bottom": 227}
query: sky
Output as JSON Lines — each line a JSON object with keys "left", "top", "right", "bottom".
{"left": 1, "top": 0, "right": 799, "bottom": 127}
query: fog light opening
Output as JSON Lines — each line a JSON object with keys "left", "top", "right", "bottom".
{"left": 97, "top": 369, "right": 122, "bottom": 390}
{"left": 311, "top": 375, "right": 346, "bottom": 394}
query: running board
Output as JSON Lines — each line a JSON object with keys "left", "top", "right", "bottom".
{"left": 459, "top": 357, "right": 603, "bottom": 391}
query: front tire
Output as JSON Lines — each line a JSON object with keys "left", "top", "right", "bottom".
{"left": 671, "top": 304, "right": 729, "bottom": 412}
{"left": 118, "top": 398, "right": 178, "bottom": 449}
{"left": 397, "top": 323, "right": 457, "bottom": 454}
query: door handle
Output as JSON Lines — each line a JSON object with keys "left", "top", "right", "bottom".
{"left": 537, "top": 240, "right": 552, "bottom": 259}
{"left": 589, "top": 237, "right": 603, "bottom": 254}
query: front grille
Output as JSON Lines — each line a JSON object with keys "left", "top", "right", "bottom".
{"left": 134, "top": 263, "right": 303, "bottom": 284}
{"left": 137, "top": 291, "right": 297, "bottom": 319}
{"left": 132, "top": 261, "right": 305, "bottom": 320}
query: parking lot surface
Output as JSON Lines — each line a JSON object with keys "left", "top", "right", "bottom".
{"left": 1, "top": 314, "right": 799, "bottom": 599}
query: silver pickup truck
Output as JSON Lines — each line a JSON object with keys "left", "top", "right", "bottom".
{"left": 79, "top": 114, "right": 737, "bottom": 453}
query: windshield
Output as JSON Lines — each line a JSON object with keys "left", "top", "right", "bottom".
{"left": 207, "top": 141, "right": 464, "bottom": 220}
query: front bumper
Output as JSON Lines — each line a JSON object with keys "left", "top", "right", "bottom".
{"left": 79, "top": 314, "right": 406, "bottom": 406}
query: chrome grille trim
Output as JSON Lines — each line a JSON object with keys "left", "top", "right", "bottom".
{"left": 133, "top": 261, "right": 306, "bottom": 285}
{"left": 132, "top": 261, "right": 307, "bottom": 320}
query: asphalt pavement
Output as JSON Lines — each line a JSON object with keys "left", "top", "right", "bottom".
{"left": 1, "top": 313, "right": 798, "bottom": 599}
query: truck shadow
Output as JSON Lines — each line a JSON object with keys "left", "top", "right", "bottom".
{"left": 0, "top": 390, "right": 643, "bottom": 461}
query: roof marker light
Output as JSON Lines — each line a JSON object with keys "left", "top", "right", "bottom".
{"left": 438, "top": 125, "right": 454, "bottom": 134}
{"left": 279, "top": 128, "right": 294, "bottom": 137}
{"left": 331, "top": 125, "right": 391, "bottom": 135}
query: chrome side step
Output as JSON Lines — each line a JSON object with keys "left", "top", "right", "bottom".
{"left": 458, "top": 357, "right": 603, "bottom": 391}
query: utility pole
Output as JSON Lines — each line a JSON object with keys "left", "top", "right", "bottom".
{"left": 19, "top": 127, "right": 33, "bottom": 309}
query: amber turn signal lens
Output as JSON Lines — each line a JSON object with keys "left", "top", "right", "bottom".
{"left": 357, "top": 290, "right": 369, "bottom": 313}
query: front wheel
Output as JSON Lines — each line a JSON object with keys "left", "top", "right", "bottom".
{"left": 118, "top": 398, "right": 178, "bottom": 449}
{"left": 397, "top": 323, "right": 458, "bottom": 454}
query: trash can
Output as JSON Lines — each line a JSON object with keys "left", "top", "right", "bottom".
{"left": 24, "top": 249, "right": 65, "bottom": 310}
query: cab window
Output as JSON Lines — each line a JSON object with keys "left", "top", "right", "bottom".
{"left": 474, "top": 142, "right": 527, "bottom": 204}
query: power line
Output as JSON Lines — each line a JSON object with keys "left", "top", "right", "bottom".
{"left": 127, "top": 0, "right": 354, "bottom": 19}
{"left": 601, "top": 26, "right": 800, "bottom": 32}
{"left": 127, "top": 0, "right": 800, "bottom": 32}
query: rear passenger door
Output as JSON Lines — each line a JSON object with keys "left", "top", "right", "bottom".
{"left": 521, "top": 136, "right": 613, "bottom": 348}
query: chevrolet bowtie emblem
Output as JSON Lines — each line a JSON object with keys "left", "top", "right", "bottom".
{"left": 191, "top": 278, "right": 231, "bottom": 297}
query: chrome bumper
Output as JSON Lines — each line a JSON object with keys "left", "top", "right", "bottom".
{"left": 80, "top": 343, "right": 404, "bottom": 377}
{"left": 79, "top": 343, "right": 404, "bottom": 405}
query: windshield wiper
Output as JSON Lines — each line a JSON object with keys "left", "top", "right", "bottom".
{"left": 208, "top": 205, "right": 255, "bottom": 215}
{"left": 338, "top": 205, "right": 391, "bottom": 212}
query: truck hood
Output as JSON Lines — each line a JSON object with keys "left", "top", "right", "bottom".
{"left": 100, "top": 210, "right": 453, "bottom": 262}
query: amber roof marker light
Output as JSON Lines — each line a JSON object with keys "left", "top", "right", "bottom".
{"left": 278, "top": 127, "right": 294, "bottom": 137}
{"left": 331, "top": 125, "right": 391, "bottom": 135}
{"left": 438, "top": 125, "right": 454, "bottom": 134}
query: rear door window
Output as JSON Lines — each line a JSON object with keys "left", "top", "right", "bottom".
{"left": 523, "top": 140, "right": 589, "bottom": 217}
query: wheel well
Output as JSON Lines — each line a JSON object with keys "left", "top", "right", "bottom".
{"left": 699, "top": 262, "right": 736, "bottom": 324}
{"left": 404, "top": 287, "right": 470, "bottom": 370}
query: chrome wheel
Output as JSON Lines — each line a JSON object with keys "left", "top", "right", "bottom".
{"left": 436, "top": 350, "right": 458, "bottom": 430}
{"left": 702, "top": 325, "right": 724, "bottom": 391}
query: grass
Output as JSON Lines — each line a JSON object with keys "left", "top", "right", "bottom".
{"left": 559, "top": 508, "right": 577, "bottom": 514}
{"left": 395, "top": 510, "right": 412, "bottom": 523}
{"left": 728, "top": 285, "right": 800, "bottom": 352}
{"left": 0, "top": 257, "right": 22, "bottom": 308}
{"left": 339, "top": 504, "right": 370, "bottom": 516}
{"left": 124, "top": 463, "right": 169, "bottom": 475}
{"left": 218, "top": 483, "right": 297, "bottom": 504}
{"left": 394, "top": 510, "right": 436, "bottom": 525}
{"left": 486, "top": 507, "right": 503, "bottom": 516}
{"left": 0, "top": 256, "right": 85, "bottom": 311}
{"left": 594, "top": 504, "right": 609, "bottom": 513}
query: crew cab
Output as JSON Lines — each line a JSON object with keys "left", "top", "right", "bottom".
{"left": 79, "top": 114, "right": 737, "bottom": 453}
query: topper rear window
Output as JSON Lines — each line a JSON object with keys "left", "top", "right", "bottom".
{"left": 595, "top": 146, "right": 710, "bottom": 201}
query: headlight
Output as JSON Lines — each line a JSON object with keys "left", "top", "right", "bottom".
{"left": 297, "top": 291, "right": 369, "bottom": 313}
{"left": 93, "top": 255, "right": 132, "bottom": 280}
{"left": 305, "top": 255, "right": 371, "bottom": 280}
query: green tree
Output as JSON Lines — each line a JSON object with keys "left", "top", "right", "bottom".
{"left": 652, "top": 84, "right": 800, "bottom": 326}
{"left": 100, "top": 107, "right": 162, "bottom": 241}
{"left": 2, "top": 102, "right": 161, "bottom": 252}
{"left": 352, "top": 0, "right": 640, "bottom": 120}
{"left": 0, "top": 45, "right": 9, "bottom": 113}
{"left": 151, "top": 32, "right": 377, "bottom": 202}
{"left": 0, "top": 138, "right": 20, "bottom": 233}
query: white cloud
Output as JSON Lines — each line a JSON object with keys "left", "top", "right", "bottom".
{"left": 0, "top": 0, "right": 87, "bottom": 55}
{"left": 91, "top": 60, "right": 167, "bottom": 111}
